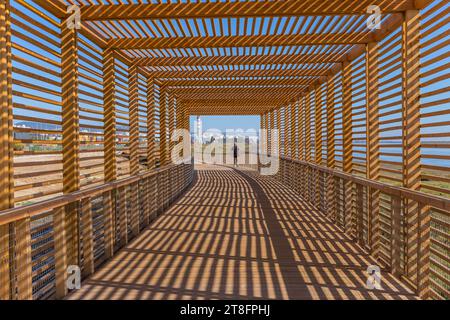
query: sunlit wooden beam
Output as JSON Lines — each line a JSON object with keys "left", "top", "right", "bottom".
{"left": 74, "top": 0, "right": 416, "bottom": 21}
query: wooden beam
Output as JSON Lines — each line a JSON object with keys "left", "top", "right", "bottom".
{"left": 61, "top": 24, "right": 80, "bottom": 194}
{"left": 107, "top": 32, "right": 376, "bottom": 50}
{"left": 135, "top": 53, "right": 343, "bottom": 67}
{"left": 0, "top": 0, "right": 12, "bottom": 299}
{"left": 160, "top": 87, "right": 169, "bottom": 166}
{"left": 54, "top": 207, "right": 67, "bottom": 299}
{"left": 342, "top": 59, "right": 354, "bottom": 236}
{"left": 366, "top": 42, "right": 381, "bottom": 259}
{"left": 145, "top": 68, "right": 330, "bottom": 79}
{"left": 103, "top": 48, "right": 117, "bottom": 182}
{"left": 402, "top": 9, "right": 428, "bottom": 298}
{"left": 77, "top": 1, "right": 416, "bottom": 21}
{"left": 61, "top": 22, "right": 80, "bottom": 269}
{"left": 129, "top": 64, "right": 140, "bottom": 176}
{"left": 326, "top": 75, "right": 336, "bottom": 222}
{"left": 163, "top": 78, "right": 314, "bottom": 87}
{"left": 147, "top": 78, "right": 156, "bottom": 169}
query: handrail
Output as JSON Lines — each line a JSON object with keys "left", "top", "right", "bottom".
{"left": 0, "top": 162, "right": 194, "bottom": 300}
{"left": 280, "top": 156, "right": 450, "bottom": 212}
{"left": 274, "top": 156, "right": 449, "bottom": 299}
{"left": 0, "top": 164, "right": 177, "bottom": 225}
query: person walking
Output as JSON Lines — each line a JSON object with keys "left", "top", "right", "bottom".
{"left": 233, "top": 143, "right": 239, "bottom": 167}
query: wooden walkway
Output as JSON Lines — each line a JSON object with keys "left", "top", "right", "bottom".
{"left": 68, "top": 165, "right": 418, "bottom": 300}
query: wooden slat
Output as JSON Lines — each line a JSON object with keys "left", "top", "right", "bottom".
{"left": 366, "top": 41, "right": 381, "bottom": 259}
{"left": 147, "top": 78, "right": 156, "bottom": 169}
{"left": 0, "top": 0, "right": 12, "bottom": 299}
{"left": 103, "top": 48, "right": 117, "bottom": 182}
{"left": 78, "top": 1, "right": 417, "bottom": 20}
{"left": 0, "top": 0, "right": 13, "bottom": 211}
{"left": 129, "top": 64, "right": 140, "bottom": 176}
{"left": 402, "top": 9, "right": 426, "bottom": 297}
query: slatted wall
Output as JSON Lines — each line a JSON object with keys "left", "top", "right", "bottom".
{"left": 333, "top": 70, "right": 344, "bottom": 170}
{"left": 350, "top": 53, "right": 367, "bottom": 177}
{"left": 138, "top": 72, "right": 148, "bottom": 170}
{"left": 78, "top": 33, "right": 105, "bottom": 188}
{"left": 419, "top": 0, "right": 450, "bottom": 300}
{"left": 114, "top": 58, "right": 131, "bottom": 178}
{"left": 11, "top": 0, "right": 63, "bottom": 206}
{"left": 378, "top": 26, "right": 403, "bottom": 186}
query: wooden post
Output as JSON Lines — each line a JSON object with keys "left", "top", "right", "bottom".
{"left": 290, "top": 103, "right": 296, "bottom": 159}
{"left": 315, "top": 85, "right": 323, "bottom": 205}
{"left": 81, "top": 198, "right": 94, "bottom": 278}
{"left": 264, "top": 111, "right": 269, "bottom": 155}
{"left": 402, "top": 9, "right": 428, "bottom": 297}
{"left": 160, "top": 87, "right": 168, "bottom": 166}
{"left": 342, "top": 60, "right": 355, "bottom": 237}
{"left": 391, "top": 195, "right": 402, "bottom": 276}
{"left": 15, "top": 218, "right": 32, "bottom": 300}
{"left": 327, "top": 76, "right": 336, "bottom": 221}
{"left": 129, "top": 64, "right": 140, "bottom": 176}
{"left": 305, "top": 91, "right": 312, "bottom": 201}
{"left": 54, "top": 207, "right": 67, "bottom": 299}
{"left": 284, "top": 105, "right": 289, "bottom": 157}
{"left": 147, "top": 78, "right": 156, "bottom": 168}
{"left": 366, "top": 42, "right": 381, "bottom": 258}
{"left": 269, "top": 109, "right": 274, "bottom": 155}
{"left": 103, "top": 190, "right": 114, "bottom": 259}
{"left": 0, "top": 0, "right": 13, "bottom": 300}
{"left": 118, "top": 186, "right": 128, "bottom": 246}
{"left": 61, "top": 22, "right": 80, "bottom": 268}
{"left": 168, "top": 93, "right": 175, "bottom": 164}
{"left": 128, "top": 66, "right": 140, "bottom": 237}
{"left": 315, "top": 85, "right": 323, "bottom": 165}
{"left": 103, "top": 48, "right": 117, "bottom": 182}
{"left": 356, "top": 184, "right": 365, "bottom": 246}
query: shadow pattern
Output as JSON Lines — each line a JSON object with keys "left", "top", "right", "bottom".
{"left": 68, "top": 165, "right": 417, "bottom": 300}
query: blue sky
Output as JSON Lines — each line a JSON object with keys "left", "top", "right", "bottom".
{"left": 189, "top": 115, "right": 260, "bottom": 132}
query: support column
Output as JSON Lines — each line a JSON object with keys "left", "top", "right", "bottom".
{"left": 61, "top": 22, "right": 80, "bottom": 268}
{"left": 147, "top": 78, "right": 156, "bottom": 169}
{"left": 299, "top": 96, "right": 305, "bottom": 161}
{"left": 305, "top": 91, "right": 312, "bottom": 162}
{"left": 168, "top": 94, "right": 175, "bottom": 163}
{"left": 342, "top": 60, "right": 355, "bottom": 236}
{"left": 0, "top": 0, "right": 13, "bottom": 300}
{"left": 128, "top": 64, "right": 140, "bottom": 176}
{"left": 327, "top": 76, "right": 336, "bottom": 221}
{"left": 366, "top": 42, "right": 381, "bottom": 259}
{"left": 159, "top": 87, "right": 168, "bottom": 166}
{"left": 269, "top": 109, "right": 274, "bottom": 155}
{"left": 103, "top": 48, "right": 116, "bottom": 182}
{"left": 315, "top": 85, "right": 323, "bottom": 165}
{"left": 284, "top": 105, "right": 289, "bottom": 157}
{"left": 290, "top": 103, "right": 297, "bottom": 159}
{"left": 402, "top": 9, "right": 428, "bottom": 298}
{"left": 264, "top": 111, "right": 269, "bottom": 154}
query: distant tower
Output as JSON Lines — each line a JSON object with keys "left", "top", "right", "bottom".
{"left": 196, "top": 116, "right": 202, "bottom": 143}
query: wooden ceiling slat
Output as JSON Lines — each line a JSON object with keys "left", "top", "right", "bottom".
{"left": 68, "top": 0, "right": 418, "bottom": 21}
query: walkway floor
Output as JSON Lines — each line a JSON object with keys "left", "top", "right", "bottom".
{"left": 68, "top": 165, "right": 417, "bottom": 300}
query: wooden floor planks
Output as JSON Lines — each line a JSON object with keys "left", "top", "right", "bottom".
{"left": 67, "top": 165, "right": 418, "bottom": 300}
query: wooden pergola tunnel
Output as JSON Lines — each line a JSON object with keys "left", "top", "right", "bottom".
{"left": 0, "top": 0, "right": 449, "bottom": 300}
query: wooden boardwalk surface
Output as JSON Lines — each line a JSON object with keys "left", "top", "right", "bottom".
{"left": 68, "top": 165, "right": 418, "bottom": 300}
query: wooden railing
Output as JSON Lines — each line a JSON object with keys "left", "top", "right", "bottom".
{"left": 272, "top": 157, "right": 449, "bottom": 300}
{"left": 0, "top": 163, "right": 194, "bottom": 300}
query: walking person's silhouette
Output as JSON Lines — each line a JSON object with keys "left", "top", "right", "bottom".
{"left": 233, "top": 143, "right": 239, "bottom": 167}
